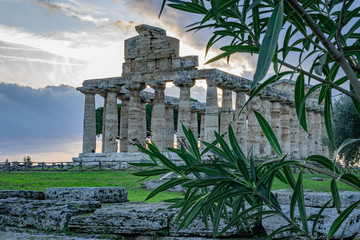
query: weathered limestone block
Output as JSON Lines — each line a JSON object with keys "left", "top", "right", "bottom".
{"left": 45, "top": 187, "right": 128, "bottom": 203}
{"left": 0, "top": 198, "right": 101, "bottom": 231}
{"left": 0, "top": 190, "right": 44, "bottom": 200}
{"left": 69, "top": 202, "right": 172, "bottom": 235}
{"left": 289, "top": 106, "right": 300, "bottom": 159}
{"left": 262, "top": 205, "right": 360, "bottom": 239}
{"left": 191, "top": 110, "right": 199, "bottom": 139}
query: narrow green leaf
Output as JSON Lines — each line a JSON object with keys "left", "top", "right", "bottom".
{"left": 306, "top": 155, "right": 337, "bottom": 173}
{"left": 324, "top": 89, "right": 336, "bottom": 150}
{"left": 295, "top": 73, "right": 307, "bottom": 131}
{"left": 340, "top": 174, "right": 360, "bottom": 188}
{"left": 251, "top": 0, "right": 284, "bottom": 90}
{"left": 205, "top": 51, "right": 233, "bottom": 64}
{"left": 213, "top": 199, "right": 225, "bottom": 238}
{"left": 296, "top": 171, "right": 309, "bottom": 234}
{"left": 331, "top": 179, "right": 341, "bottom": 213}
{"left": 254, "top": 110, "right": 283, "bottom": 157}
{"left": 128, "top": 162, "right": 158, "bottom": 167}
{"left": 132, "top": 168, "right": 170, "bottom": 177}
{"left": 312, "top": 200, "right": 331, "bottom": 236}
{"left": 146, "top": 178, "right": 189, "bottom": 200}
{"left": 327, "top": 200, "right": 360, "bottom": 240}
{"left": 220, "top": 45, "right": 259, "bottom": 53}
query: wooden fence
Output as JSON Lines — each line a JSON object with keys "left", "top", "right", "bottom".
{"left": 0, "top": 161, "right": 153, "bottom": 172}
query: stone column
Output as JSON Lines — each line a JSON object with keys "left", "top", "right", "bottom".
{"left": 204, "top": 77, "right": 219, "bottom": 143}
{"left": 141, "top": 101, "right": 147, "bottom": 144}
{"left": 321, "top": 114, "right": 329, "bottom": 157}
{"left": 200, "top": 112, "right": 205, "bottom": 141}
{"left": 307, "top": 110, "right": 315, "bottom": 155}
{"left": 101, "top": 93, "right": 107, "bottom": 153}
{"left": 270, "top": 101, "right": 281, "bottom": 155}
{"left": 80, "top": 90, "right": 96, "bottom": 153}
{"left": 300, "top": 122, "right": 308, "bottom": 159}
{"left": 289, "top": 106, "right": 300, "bottom": 159}
{"left": 280, "top": 103, "right": 290, "bottom": 155}
{"left": 174, "top": 78, "right": 195, "bottom": 140}
{"left": 314, "top": 111, "right": 322, "bottom": 155}
{"left": 127, "top": 83, "right": 145, "bottom": 153}
{"left": 103, "top": 90, "right": 119, "bottom": 153}
{"left": 259, "top": 97, "right": 271, "bottom": 157}
{"left": 150, "top": 84, "right": 166, "bottom": 150}
{"left": 191, "top": 110, "right": 199, "bottom": 139}
{"left": 119, "top": 95, "right": 129, "bottom": 152}
{"left": 165, "top": 105, "right": 175, "bottom": 148}
{"left": 247, "top": 96, "right": 261, "bottom": 156}
{"left": 220, "top": 87, "right": 234, "bottom": 136}
{"left": 234, "top": 91, "right": 247, "bottom": 151}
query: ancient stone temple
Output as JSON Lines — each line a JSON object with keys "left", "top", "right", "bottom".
{"left": 73, "top": 24, "right": 330, "bottom": 163}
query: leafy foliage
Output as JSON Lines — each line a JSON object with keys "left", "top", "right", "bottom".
{"left": 332, "top": 95, "right": 360, "bottom": 166}
{"left": 132, "top": 0, "right": 360, "bottom": 238}
{"left": 134, "top": 125, "right": 360, "bottom": 239}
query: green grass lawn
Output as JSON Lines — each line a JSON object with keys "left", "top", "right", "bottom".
{"left": 0, "top": 171, "right": 183, "bottom": 202}
{"left": 0, "top": 171, "right": 358, "bottom": 202}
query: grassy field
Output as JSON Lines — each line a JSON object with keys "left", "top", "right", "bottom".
{"left": 0, "top": 171, "right": 359, "bottom": 202}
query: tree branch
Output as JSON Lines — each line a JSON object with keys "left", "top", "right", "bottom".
{"left": 287, "top": 0, "right": 360, "bottom": 99}
{"left": 336, "top": 0, "right": 346, "bottom": 52}
{"left": 278, "top": 59, "right": 360, "bottom": 102}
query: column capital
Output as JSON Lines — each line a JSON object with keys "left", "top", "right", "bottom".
{"left": 146, "top": 79, "right": 166, "bottom": 88}
{"left": 173, "top": 77, "right": 195, "bottom": 88}
{"left": 77, "top": 87, "right": 97, "bottom": 95}
{"left": 126, "top": 82, "right": 146, "bottom": 91}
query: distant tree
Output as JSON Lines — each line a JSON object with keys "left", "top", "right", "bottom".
{"left": 95, "top": 104, "right": 121, "bottom": 137}
{"left": 333, "top": 95, "right": 360, "bottom": 166}
{"left": 23, "top": 156, "right": 32, "bottom": 166}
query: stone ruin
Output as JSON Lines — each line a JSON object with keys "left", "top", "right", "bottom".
{"left": 1, "top": 188, "right": 360, "bottom": 239}
{"left": 73, "top": 24, "right": 331, "bottom": 163}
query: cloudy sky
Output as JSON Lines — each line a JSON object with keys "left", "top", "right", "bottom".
{"left": 0, "top": 0, "right": 258, "bottom": 162}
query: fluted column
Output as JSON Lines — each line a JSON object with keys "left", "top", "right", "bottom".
{"left": 103, "top": 90, "right": 119, "bottom": 153}
{"left": 321, "top": 115, "right": 329, "bottom": 157}
{"left": 247, "top": 96, "right": 261, "bottom": 156}
{"left": 150, "top": 84, "right": 166, "bottom": 150}
{"left": 314, "top": 111, "right": 322, "bottom": 155}
{"left": 289, "top": 106, "right": 300, "bottom": 159}
{"left": 204, "top": 77, "right": 219, "bottom": 143}
{"left": 174, "top": 78, "right": 195, "bottom": 140}
{"left": 165, "top": 105, "right": 175, "bottom": 148}
{"left": 81, "top": 90, "right": 96, "bottom": 153}
{"left": 119, "top": 96, "right": 129, "bottom": 152}
{"left": 270, "top": 101, "right": 281, "bottom": 156}
{"left": 101, "top": 93, "right": 107, "bottom": 153}
{"left": 200, "top": 112, "right": 205, "bottom": 141}
{"left": 141, "top": 101, "right": 147, "bottom": 144}
{"left": 127, "top": 83, "right": 145, "bottom": 153}
{"left": 191, "top": 110, "right": 199, "bottom": 139}
{"left": 300, "top": 122, "right": 308, "bottom": 159}
{"left": 307, "top": 110, "right": 315, "bottom": 155}
{"left": 220, "top": 87, "right": 234, "bottom": 136}
{"left": 280, "top": 103, "right": 290, "bottom": 155}
{"left": 234, "top": 91, "right": 247, "bottom": 151}
{"left": 259, "top": 98, "right": 271, "bottom": 157}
